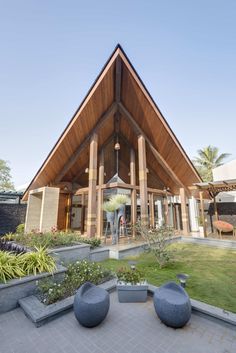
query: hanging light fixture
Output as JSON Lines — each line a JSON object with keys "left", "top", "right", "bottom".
{"left": 114, "top": 142, "right": 120, "bottom": 150}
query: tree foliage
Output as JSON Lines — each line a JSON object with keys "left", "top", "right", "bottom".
{"left": 192, "top": 146, "right": 230, "bottom": 182}
{"left": 0, "top": 159, "right": 14, "bottom": 190}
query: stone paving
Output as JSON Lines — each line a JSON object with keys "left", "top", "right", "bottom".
{"left": 1, "top": 292, "right": 236, "bottom": 353}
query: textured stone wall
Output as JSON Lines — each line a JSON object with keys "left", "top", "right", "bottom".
{"left": 0, "top": 204, "right": 26, "bottom": 235}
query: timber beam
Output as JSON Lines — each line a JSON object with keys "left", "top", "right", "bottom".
{"left": 55, "top": 102, "right": 117, "bottom": 183}
{"left": 115, "top": 56, "right": 122, "bottom": 103}
{"left": 118, "top": 102, "right": 189, "bottom": 196}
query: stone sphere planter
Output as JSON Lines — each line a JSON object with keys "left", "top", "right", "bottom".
{"left": 73, "top": 282, "right": 110, "bottom": 328}
{"left": 153, "top": 282, "right": 191, "bottom": 328}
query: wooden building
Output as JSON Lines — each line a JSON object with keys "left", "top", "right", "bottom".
{"left": 23, "top": 45, "right": 202, "bottom": 237}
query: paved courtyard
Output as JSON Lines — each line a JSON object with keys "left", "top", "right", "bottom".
{"left": 1, "top": 292, "right": 236, "bottom": 353}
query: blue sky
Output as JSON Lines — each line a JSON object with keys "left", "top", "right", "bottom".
{"left": 0, "top": 0, "right": 235, "bottom": 187}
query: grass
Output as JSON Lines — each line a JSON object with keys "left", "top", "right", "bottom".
{"left": 100, "top": 243, "right": 236, "bottom": 313}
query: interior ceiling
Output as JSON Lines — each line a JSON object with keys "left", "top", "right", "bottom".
{"left": 23, "top": 45, "right": 201, "bottom": 201}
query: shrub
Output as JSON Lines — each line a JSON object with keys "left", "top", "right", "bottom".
{"left": 2, "top": 232, "right": 15, "bottom": 241}
{"left": 103, "top": 194, "right": 129, "bottom": 213}
{"left": 6, "top": 231, "right": 101, "bottom": 249}
{"left": 136, "top": 222, "right": 174, "bottom": 269}
{"left": 19, "top": 247, "right": 56, "bottom": 276}
{"left": 38, "top": 260, "right": 112, "bottom": 305}
{"left": 0, "top": 251, "right": 25, "bottom": 283}
{"left": 77, "top": 236, "right": 101, "bottom": 249}
{"left": 16, "top": 223, "right": 25, "bottom": 234}
{"left": 116, "top": 267, "right": 145, "bottom": 285}
{"left": 0, "top": 239, "right": 27, "bottom": 254}
{"left": 0, "top": 248, "right": 56, "bottom": 283}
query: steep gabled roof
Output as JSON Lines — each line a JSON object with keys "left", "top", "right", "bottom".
{"left": 23, "top": 44, "right": 201, "bottom": 201}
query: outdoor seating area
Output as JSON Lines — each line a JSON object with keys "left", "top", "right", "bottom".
{"left": 1, "top": 291, "right": 236, "bottom": 353}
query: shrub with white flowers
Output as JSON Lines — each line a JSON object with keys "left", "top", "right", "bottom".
{"left": 38, "top": 260, "right": 112, "bottom": 305}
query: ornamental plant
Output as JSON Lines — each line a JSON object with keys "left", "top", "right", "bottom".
{"left": 3, "top": 231, "right": 101, "bottom": 249}
{"left": 0, "top": 251, "right": 25, "bottom": 283}
{"left": 0, "top": 247, "right": 56, "bottom": 283}
{"left": 116, "top": 267, "right": 145, "bottom": 285}
{"left": 0, "top": 238, "right": 27, "bottom": 254}
{"left": 136, "top": 221, "right": 174, "bottom": 269}
{"left": 19, "top": 247, "right": 56, "bottom": 276}
{"left": 103, "top": 194, "right": 129, "bottom": 213}
{"left": 38, "top": 260, "right": 112, "bottom": 305}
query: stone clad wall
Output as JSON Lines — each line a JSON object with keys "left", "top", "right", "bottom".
{"left": 0, "top": 204, "right": 27, "bottom": 235}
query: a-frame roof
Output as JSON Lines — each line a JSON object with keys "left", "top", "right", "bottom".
{"left": 23, "top": 44, "right": 201, "bottom": 201}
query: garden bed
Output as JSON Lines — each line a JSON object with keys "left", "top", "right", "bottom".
{"left": 49, "top": 243, "right": 90, "bottom": 264}
{"left": 0, "top": 264, "right": 66, "bottom": 314}
{"left": 19, "top": 279, "right": 117, "bottom": 327}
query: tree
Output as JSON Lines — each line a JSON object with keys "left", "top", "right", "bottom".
{"left": 0, "top": 159, "right": 15, "bottom": 190}
{"left": 192, "top": 146, "right": 230, "bottom": 182}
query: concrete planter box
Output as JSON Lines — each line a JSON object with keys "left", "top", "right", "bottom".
{"left": 0, "top": 264, "right": 66, "bottom": 314}
{"left": 89, "top": 248, "right": 110, "bottom": 262}
{"left": 49, "top": 243, "right": 91, "bottom": 264}
{"left": 117, "top": 284, "right": 148, "bottom": 303}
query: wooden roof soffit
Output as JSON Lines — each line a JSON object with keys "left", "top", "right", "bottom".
{"left": 71, "top": 134, "right": 115, "bottom": 183}
{"left": 115, "top": 56, "right": 122, "bottom": 103}
{"left": 118, "top": 133, "right": 167, "bottom": 192}
{"left": 55, "top": 102, "right": 117, "bottom": 183}
{"left": 118, "top": 102, "right": 189, "bottom": 196}
{"left": 118, "top": 48, "right": 201, "bottom": 183}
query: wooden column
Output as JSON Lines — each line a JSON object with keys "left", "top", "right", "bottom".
{"left": 163, "top": 196, "right": 169, "bottom": 225}
{"left": 87, "top": 133, "right": 98, "bottom": 237}
{"left": 213, "top": 195, "right": 219, "bottom": 220}
{"left": 138, "top": 135, "right": 148, "bottom": 225}
{"left": 180, "top": 188, "right": 189, "bottom": 235}
{"left": 199, "top": 191, "right": 206, "bottom": 237}
{"left": 65, "top": 194, "right": 71, "bottom": 231}
{"left": 149, "top": 193, "right": 155, "bottom": 228}
{"left": 173, "top": 204, "right": 177, "bottom": 230}
{"left": 97, "top": 150, "right": 104, "bottom": 237}
{"left": 81, "top": 193, "right": 85, "bottom": 234}
{"left": 130, "top": 148, "right": 137, "bottom": 235}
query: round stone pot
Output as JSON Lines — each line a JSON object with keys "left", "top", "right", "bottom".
{"left": 74, "top": 282, "right": 110, "bottom": 328}
{"left": 153, "top": 282, "right": 191, "bottom": 328}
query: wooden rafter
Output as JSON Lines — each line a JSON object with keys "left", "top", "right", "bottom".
{"left": 118, "top": 102, "right": 188, "bottom": 194}
{"left": 115, "top": 56, "right": 122, "bottom": 103}
{"left": 119, "top": 133, "right": 168, "bottom": 192}
{"left": 71, "top": 133, "right": 115, "bottom": 183}
{"left": 55, "top": 102, "right": 117, "bottom": 183}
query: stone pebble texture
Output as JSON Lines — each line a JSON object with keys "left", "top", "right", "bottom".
{"left": 0, "top": 204, "right": 26, "bottom": 235}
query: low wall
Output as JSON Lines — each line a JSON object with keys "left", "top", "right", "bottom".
{"left": 49, "top": 244, "right": 91, "bottom": 264}
{"left": 0, "top": 203, "right": 26, "bottom": 235}
{"left": 182, "top": 236, "right": 236, "bottom": 249}
{"left": 0, "top": 265, "right": 66, "bottom": 314}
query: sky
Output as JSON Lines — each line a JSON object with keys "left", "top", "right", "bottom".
{"left": 0, "top": 0, "right": 235, "bottom": 188}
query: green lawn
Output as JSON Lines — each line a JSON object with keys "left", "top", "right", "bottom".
{"left": 100, "top": 243, "right": 236, "bottom": 313}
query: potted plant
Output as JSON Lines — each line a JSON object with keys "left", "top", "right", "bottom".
{"left": 103, "top": 194, "right": 130, "bottom": 244}
{"left": 116, "top": 266, "right": 148, "bottom": 302}
{"left": 103, "top": 199, "right": 119, "bottom": 244}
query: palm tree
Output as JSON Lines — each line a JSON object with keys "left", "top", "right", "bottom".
{"left": 192, "top": 146, "right": 230, "bottom": 182}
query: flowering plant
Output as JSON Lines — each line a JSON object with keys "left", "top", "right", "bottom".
{"left": 116, "top": 267, "right": 146, "bottom": 285}
{"left": 38, "top": 260, "right": 112, "bottom": 304}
